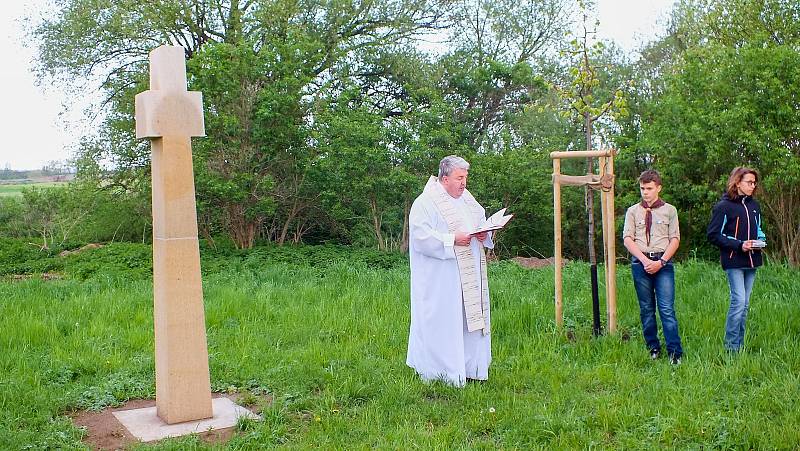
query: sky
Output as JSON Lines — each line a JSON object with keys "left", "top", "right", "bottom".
{"left": 0, "top": 0, "right": 676, "bottom": 171}
{"left": 0, "top": 1, "right": 87, "bottom": 171}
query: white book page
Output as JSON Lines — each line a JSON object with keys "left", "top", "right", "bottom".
{"left": 471, "top": 208, "right": 513, "bottom": 234}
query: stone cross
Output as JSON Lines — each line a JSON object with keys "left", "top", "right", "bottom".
{"left": 135, "top": 45, "right": 212, "bottom": 424}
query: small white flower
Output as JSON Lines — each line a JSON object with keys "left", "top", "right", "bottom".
{"left": 488, "top": 407, "right": 495, "bottom": 413}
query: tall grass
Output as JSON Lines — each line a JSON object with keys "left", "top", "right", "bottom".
{"left": 1, "top": 247, "right": 799, "bottom": 449}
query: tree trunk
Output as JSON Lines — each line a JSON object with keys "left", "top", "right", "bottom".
{"left": 278, "top": 201, "right": 300, "bottom": 246}
{"left": 292, "top": 220, "right": 310, "bottom": 244}
{"left": 585, "top": 113, "right": 597, "bottom": 265}
{"left": 763, "top": 188, "right": 800, "bottom": 267}
{"left": 227, "top": 204, "right": 258, "bottom": 249}
{"left": 369, "top": 196, "right": 385, "bottom": 251}
{"left": 199, "top": 223, "right": 216, "bottom": 250}
{"left": 40, "top": 228, "right": 49, "bottom": 250}
{"left": 401, "top": 200, "right": 410, "bottom": 253}
{"left": 585, "top": 112, "right": 601, "bottom": 336}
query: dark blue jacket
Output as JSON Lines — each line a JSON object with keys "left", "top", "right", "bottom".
{"left": 707, "top": 193, "right": 766, "bottom": 269}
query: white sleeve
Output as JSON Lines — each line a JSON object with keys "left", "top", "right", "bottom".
{"left": 409, "top": 198, "right": 456, "bottom": 260}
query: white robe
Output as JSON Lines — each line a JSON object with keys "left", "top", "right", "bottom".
{"left": 406, "top": 183, "right": 493, "bottom": 387}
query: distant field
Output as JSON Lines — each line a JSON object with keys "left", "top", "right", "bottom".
{"left": 0, "top": 181, "right": 70, "bottom": 197}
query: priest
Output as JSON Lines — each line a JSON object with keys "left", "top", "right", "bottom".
{"left": 406, "top": 155, "right": 493, "bottom": 387}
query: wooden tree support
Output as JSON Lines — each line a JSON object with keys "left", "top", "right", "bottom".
{"left": 551, "top": 149, "right": 618, "bottom": 334}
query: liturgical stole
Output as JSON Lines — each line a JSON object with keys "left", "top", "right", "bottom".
{"left": 424, "top": 176, "right": 490, "bottom": 335}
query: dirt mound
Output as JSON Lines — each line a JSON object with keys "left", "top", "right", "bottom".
{"left": 510, "top": 256, "right": 567, "bottom": 269}
{"left": 59, "top": 243, "right": 104, "bottom": 257}
{"left": 11, "top": 272, "right": 62, "bottom": 281}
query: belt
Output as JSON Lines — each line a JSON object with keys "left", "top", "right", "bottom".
{"left": 642, "top": 251, "right": 664, "bottom": 261}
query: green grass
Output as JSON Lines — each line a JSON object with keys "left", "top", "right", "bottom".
{"left": 1, "top": 244, "right": 799, "bottom": 449}
{"left": 0, "top": 181, "right": 69, "bottom": 197}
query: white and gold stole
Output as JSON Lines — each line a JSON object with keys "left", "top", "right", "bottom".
{"left": 423, "top": 176, "right": 490, "bottom": 335}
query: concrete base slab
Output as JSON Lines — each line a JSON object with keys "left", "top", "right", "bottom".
{"left": 112, "top": 397, "right": 260, "bottom": 442}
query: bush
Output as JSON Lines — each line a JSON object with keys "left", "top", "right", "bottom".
{"left": 63, "top": 243, "right": 153, "bottom": 280}
{"left": 0, "top": 238, "right": 72, "bottom": 276}
{"left": 0, "top": 239, "right": 407, "bottom": 280}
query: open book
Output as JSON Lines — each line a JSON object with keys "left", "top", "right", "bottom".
{"left": 470, "top": 208, "right": 513, "bottom": 235}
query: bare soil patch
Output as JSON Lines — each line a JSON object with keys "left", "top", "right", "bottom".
{"left": 59, "top": 243, "right": 105, "bottom": 257}
{"left": 71, "top": 393, "right": 268, "bottom": 450}
{"left": 11, "top": 272, "right": 63, "bottom": 281}
{"left": 510, "top": 256, "right": 566, "bottom": 269}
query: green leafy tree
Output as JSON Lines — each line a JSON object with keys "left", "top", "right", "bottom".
{"left": 30, "top": 0, "right": 453, "bottom": 248}
{"left": 669, "top": 0, "right": 800, "bottom": 50}
{"left": 642, "top": 44, "right": 800, "bottom": 265}
{"left": 312, "top": 87, "right": 420, "bottom": 250}
{"left": 547, "top": 2, "right": 628, "bottom": 334}
{"left": 441, "top": 0, "right": 568, "bottom": 150}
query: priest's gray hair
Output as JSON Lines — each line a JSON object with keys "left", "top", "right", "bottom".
{"left": 438, "top": 155, "right": 470, "bottom": 178}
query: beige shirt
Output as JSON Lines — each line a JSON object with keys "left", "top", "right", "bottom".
{"left": 622, "top": 202, "right": 680, "bottom": 253}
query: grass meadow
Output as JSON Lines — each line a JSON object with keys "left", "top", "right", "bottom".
{"left": 1, "top": 242, "right": 799, "bottom": 449}
{"left": 0, "top": 181, "right": 70, "bottom": 197}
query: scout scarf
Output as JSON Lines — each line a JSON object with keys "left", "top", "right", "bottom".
{"left": 640, "top": 198, "right": 665, "bottom": 246}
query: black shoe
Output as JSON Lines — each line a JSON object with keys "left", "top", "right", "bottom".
{"left": 670, "top": 354, "right": 682, "bottom": 365}
{"left": 649, "top": 348, "right": 661, "bottom": 360}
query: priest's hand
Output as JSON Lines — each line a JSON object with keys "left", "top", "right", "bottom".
{"left": 473, "top": 232, "right": 488, "bottom": 242}
{"left": 454, "top": 232, "right": 472, "bottom": 246}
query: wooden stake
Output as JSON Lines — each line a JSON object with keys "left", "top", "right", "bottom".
{"left": 553, "top": 158, "right": 563, "bottom": 328}
{"left": 606, "top": 155, "right": 617, "bottom": 334}
{"left": 599, "top": 157, "right": 610, "bottom": 317}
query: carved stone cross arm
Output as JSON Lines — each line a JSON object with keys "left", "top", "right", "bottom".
{"left": 135, "top": 46, "right": 205, "bottom": 139}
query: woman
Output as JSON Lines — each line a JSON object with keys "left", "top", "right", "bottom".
{"left": 707, "top": 167, "right": 766, "bottom": 352}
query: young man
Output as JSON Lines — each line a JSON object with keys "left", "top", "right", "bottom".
{"left": 622, "top": 170, "right": 683, "bottom": 364}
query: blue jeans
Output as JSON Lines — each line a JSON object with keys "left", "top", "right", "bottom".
{"left": 632, "top": 259, "right": 683, "bottom": 358}
{"left": 724, "top": 268, "right": 757, "bottom": 351}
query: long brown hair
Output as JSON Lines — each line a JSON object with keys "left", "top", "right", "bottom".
{"left": 726, "top": 166, "right": 759, "bottom": 199}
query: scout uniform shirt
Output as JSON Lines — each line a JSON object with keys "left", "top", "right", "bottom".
{"left": 622, "top": 202, "right": 680, "bottom": 254}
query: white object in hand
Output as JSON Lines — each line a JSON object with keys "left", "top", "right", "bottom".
{"left": 471, "top": 208, "right": 513, "bottom": 234}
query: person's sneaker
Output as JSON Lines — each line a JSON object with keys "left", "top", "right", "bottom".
{"left": 670, "top": 355, "right": 682, "bottom": 365}
{"left": 649, "top": 349, "right": 661, "bottom": 360}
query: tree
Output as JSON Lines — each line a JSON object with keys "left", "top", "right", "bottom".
{"left": 30, "top": 0, "right": 453, "bottom": 248}
{"left": 668, "top": 0, "right": 800, "bottom": 50}
{"left": 441, "top": 0, "right": 569, "bottom": 150}
{"left": 312, "top": 85, "right": 421, "bottom": 250}
{"left": 642, "top": 44, "right": 800, "bottom": 266}
{"left": 551, "top": 2, "right": 628, "bottom": 335}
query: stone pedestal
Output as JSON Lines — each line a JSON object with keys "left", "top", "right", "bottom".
{"left": 113, "top": 397, "right": 260, "bottom": 442}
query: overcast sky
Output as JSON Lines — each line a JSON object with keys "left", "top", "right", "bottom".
{"left": 0, "top": 0, "right": 675, "bottom": 170}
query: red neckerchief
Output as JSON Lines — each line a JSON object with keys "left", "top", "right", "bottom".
{"left": 640, "top": 199, "right": 665, "bottom": 246}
